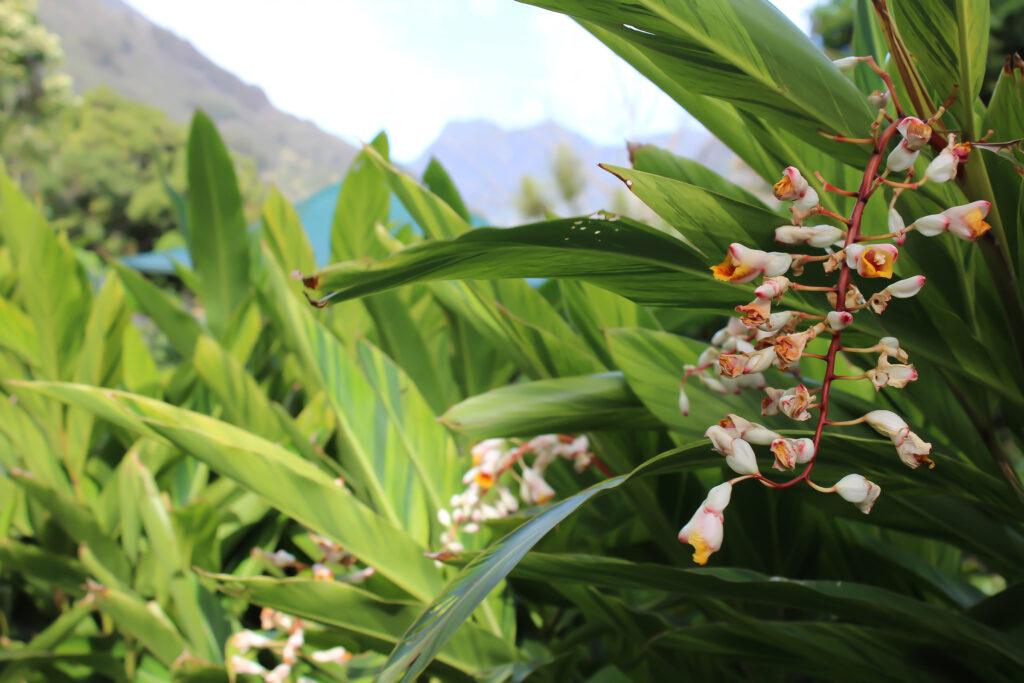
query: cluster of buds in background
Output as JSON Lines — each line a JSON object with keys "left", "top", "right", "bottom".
{"left": 674, "top": 64, "right": 989, "bottom": 565}
{"left": 251, "top": 532, "right": 375, "bottom": 585}
{"left": 228, "top": 608, "right": 354, "bottom": 682}
{"left": 431, "top": 435, "right": 596, "bottom": 560}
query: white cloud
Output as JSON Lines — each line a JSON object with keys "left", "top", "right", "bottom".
{"left": 124, "top": 0, "right": 818, "bottom": 162}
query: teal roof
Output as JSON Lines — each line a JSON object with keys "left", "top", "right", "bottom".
{"left": 121, "top": 182, "right": 420, "bottom": 275}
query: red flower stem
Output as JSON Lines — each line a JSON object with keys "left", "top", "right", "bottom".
{"left": 591, "top": 456, "right": 614, "bottom": 478}
{"left": 761, "top": 120, "right": 902, "bottom": 491}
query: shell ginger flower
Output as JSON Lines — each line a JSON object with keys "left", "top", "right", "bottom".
{"left": 864, "top": 410, "right": 934, "bottom": 469}
{"left": 845, "top": 243, "right": 898, "bottom": 278}
{"left": 914, "top": 201, "right": 991, "bottom": 241}
{"left": 772, "top": 166, "right": 819, "bottom": 213}
{"left": 711, "top": 243, "right": 792, "bottom": 283}
{"left": 835, "top": 474, "right": 881, "bottom": 514}
{"left": 678, "top": 482, "right": 732, "bottom": 565}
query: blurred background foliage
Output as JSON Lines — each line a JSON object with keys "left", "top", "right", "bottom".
{"left": 0, "top": 0, "right": 1022, "bottom": 681}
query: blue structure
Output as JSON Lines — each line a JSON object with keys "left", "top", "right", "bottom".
{"left": 121, "top": 182, "right": 419, "bottom": 275}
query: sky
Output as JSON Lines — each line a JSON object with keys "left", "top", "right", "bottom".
{"left": 124, "top": 0, "right": 820, "bottom": 163}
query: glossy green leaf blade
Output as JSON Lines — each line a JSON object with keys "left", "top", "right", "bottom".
{"left": 331, "top": 133, "right": 391, "bottom": 262}
{"left": 600, "top": 163, "right": 781, "bottom": 257}
{"left": 12, "top": 381, "right": 445, "bottom": 603}
{"left": 523, "top": 0, "right": 874, "bottom": 164}
{"left": 890, "top": 0, "right": 989, "bottom": 134}
{"left": 441, "top": 372, "right": 661, "bottom": 439}
{"left": 309, "top": 216, "right": 738, "bottom": 308}
{"left": 258, "top": 251, "right": 453, "bottom": 532}
{"left": 186, "top": 111, "right": 250, "bottom": 335}
{"left": 505, "top": 552, "right": 1023, "bottom": 669}
{"left": 629, "top": 144, "right": 768, "bottom": 207}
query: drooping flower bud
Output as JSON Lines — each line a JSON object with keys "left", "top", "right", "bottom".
{"left": 944, "top": 201, "right": 991, "bottom": 241}
{"left": 744, "top": 346, "right": 778, "bottom": 374}
{"left": 914, "top": 201, "right": 990, "bottom": 240}
{"left": 678, "top": 385, "right": 689, "bottom": 417}
{"left": 845, "top": 243, "right": 898, "bottom": 278}
{"left": 778, "top": 385, "right": 816, "bottom": 421}
{"left": 834, "top": 474, "right": 881, "bottom": 513}
{"left": 886, "top": 140, "right": 919, "bottom": 173}
{"left": 735, "top": 372, "right": 767, "bottom": 390}
{"left": 759, "top": 311, "right": 800, "bottom": 334}
{"left": 864, "top": 409, "right": 907, "bottom": 437}
{"left": 761, "top": 386, "right": 784, "bottom": 416}
{"left": 230, "top": 656, "right": 266, "bottom": 676}
{"left": 826, "top": 310, "right": 853, "bottom": 330}
{"left": 772, "top": 323, "right": 824, "bottom": 369}
{"left": 867, "top": 89, "right": 889, "bottom": 109}
{"left": 869, "top": 275, "right": 926, "bottom": 313}
{"left": 773, "top": 224, "right": 845, "bottom": 248}
{"left": 879, "top": 336, "right": 908, "bottom": 362}
{"left": 231, "top": 631, "right": 272, "bottom": 654}
{"left": 755, "top": 276, "right": 791, "bottom": 300}
{"left": 924, "top": 134, "right": 960, "bottom": 183}
{"left": 770, "top": 437, "right": 815, "bottom": 470}
{"left": 888, "top": 206, "right": 907, "bottom": 244}
{"left": 772, "top": 166, "right": 819, "bottom": 213}
{"left": 735, "top": 297, "right": 772, "bottom": 327}
{"left": 311, "top": 646, "right": 353, "bottom": 664}
{"left": 866, "top": 355, "right": 918, "bottom": 390}
{"left": 864, "top": 410, "right": 933, "bottom": 468}
{"left": 886, "top": 275, "right": 926, "bottom": 298}
{"left": 897, "top": 116, "right": 932, "bottom": 152}
{"left": 520, "top": 467, "right": 556, "bottom": 504}
{"left": 678, "top": 482, "right": 732, "bottom": 565}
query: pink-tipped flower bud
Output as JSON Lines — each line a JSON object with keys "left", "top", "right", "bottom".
{"left": 834, "top": 474, "right": 881, "bottom": 513}
{"left": 755, "top": 276, "right": 791, "bottom": 300}
{"left": 925, "top": 134, "right": 960, "bottom": 183}
{"left": 826, "top": 310, "right": 853, "bottom": 330}
{"left": 885, "top": 275, "right": 926, "bottom": 299}
{"left": 678, "top": 482, "right": 732, "bottom": 565}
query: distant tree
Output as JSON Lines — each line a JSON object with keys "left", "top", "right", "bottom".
{"left": 515, "top": 175, "right": 551, "bottom": 220}
{"left": 552, "top": 143, "right": 586, "bottom": 211}
{"left": 0, "top": 0, "right": 72, "bottom": 175}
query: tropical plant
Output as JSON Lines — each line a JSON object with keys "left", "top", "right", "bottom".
{"left": 1, "top": 1, "right": 1023, "bottom": 682}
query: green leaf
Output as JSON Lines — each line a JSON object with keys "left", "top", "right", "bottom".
{"left": 186, "top": 111, "right": 251, "bottom": 336}
{"left": 629, "top": 144, "right": 767, "bottom": 207}
{"left": 441, "top": 372, "right": 661, "bottom": 439}
{"left": 13, "top": 381, "right": 445, "bottom": 603}
{"left": 889, "top": 0, "right": 990, "bottom": 135}
{"left": 0, "top": 296, "right": 39, "bottom": 367}
{"left": 422, "top": 158, "right": 471, "bottom": 221}
{"left": 307, "top": 216, "right": 741, "bottom": 309}
{"left": 523, "top": 0, "right": 874, "bottom": 164}
{"left": 331, "top": 133, "right": 391, "bottom": 262}
{"left": 599, "top": 163, "right": 779, "bottom": 258}
{"left": 262, "top": 187, "right": 316, "bottom": 276}
{"left": 258, "top": 251, "right": 453, "bottom": 537}
{"left": 93, "top": 585, "right": 187, "bottom": 667}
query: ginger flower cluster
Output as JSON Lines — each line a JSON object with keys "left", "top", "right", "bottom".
{"left": 251, "top": 532, "right": 375, "bottom": 585}
{"left": 674, "top": 90, "right": 987, "bottom": 565}
{"left": 431, "top": 434, "right": 595, "bottom": 560}
{"left": 228, "top": 608, "right": 355, "bottom": 682}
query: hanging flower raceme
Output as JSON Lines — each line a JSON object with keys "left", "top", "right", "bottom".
{"left": 667, "top": 92, "right": 987, "bottom": 565}
{"left": 434, "top": 434, "right": 597, "bottom": 560}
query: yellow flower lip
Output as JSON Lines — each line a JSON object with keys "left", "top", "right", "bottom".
{"left": 474, "top": 471, "right": 495, "bottom": 489}
{"left": 688, "top": 529, "right": 711, "bottom": 565}
{"left": 859, "top": 246, "right": 896, "bottom": 278}
{"left": 772, "top": 175, "right": 794, "bottom": 200}
{"left": 964, "top": 208, "right": 991, "bottom": 238}
{"left": 711, "top": 255, "right": 755, "bottom": 282}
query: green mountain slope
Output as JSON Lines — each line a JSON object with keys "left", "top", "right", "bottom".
{"left": 37, "top": 0, "right": 357, "bottom": 198}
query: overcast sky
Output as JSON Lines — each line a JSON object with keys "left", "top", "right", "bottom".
{"left": 124, "top": 0, "right": 820, "bottom": 162}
